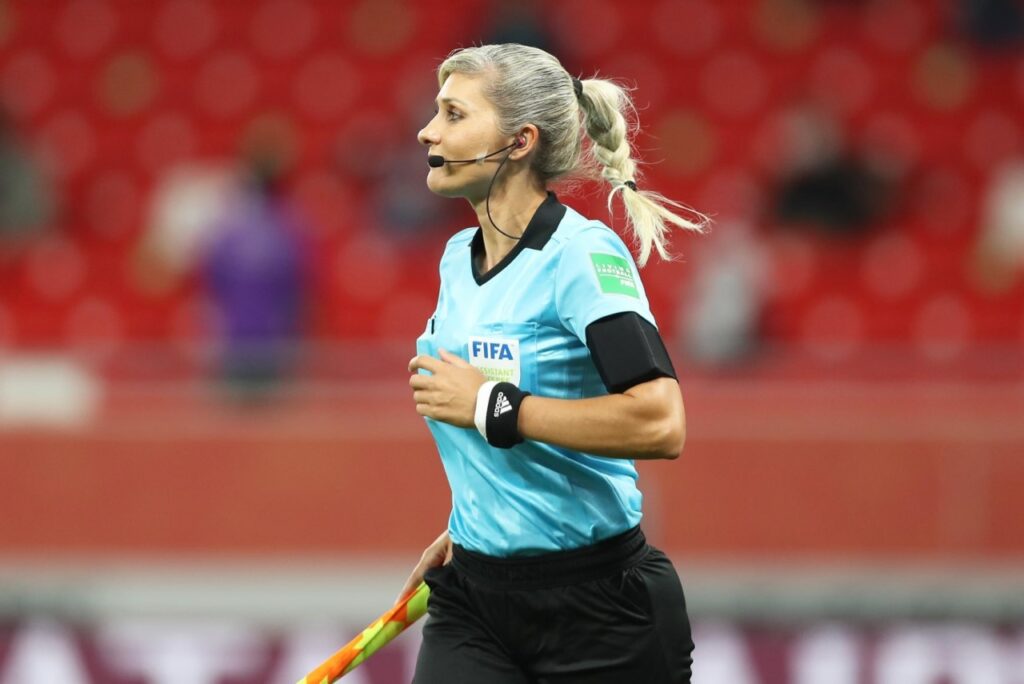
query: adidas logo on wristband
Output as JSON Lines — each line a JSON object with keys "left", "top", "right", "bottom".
{"left": 493, "top": 392, "right": 512, "bottom": 418}
{"left": 474, "top": 382, "right": 531, "bottom": 449}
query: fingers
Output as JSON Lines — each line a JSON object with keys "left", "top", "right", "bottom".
{"left": 410, "top": 350, "right": 469, "bottom": 373}
{"left": 439, "top": 348, "right": 470, "bottom": 367}
{"left": 409, "top": 352, "right": 476, "bottom": 426}
{"left": 409, "top": 354, "right": 444, "bottom": 373}
{"left": 415, "top": 403, "right": 435, "bottom": 418}
{"left": 397, "top": 573, "right": 422, "bottom": 603}
{"left": 397, "top": 555, "right": 439, "bottom": 602}
{"left": 411, "top": 377, "right": 437, "bottom": 417}
{"left": 398, "top": 531, "right": 450, "bottom": 601}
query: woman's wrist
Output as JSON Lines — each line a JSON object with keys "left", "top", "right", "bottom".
{"left": 473, "top": 381, "right": 531, "bottom": 448}
{"left": 473, "top": 381, "right": 498, "bottom": 437}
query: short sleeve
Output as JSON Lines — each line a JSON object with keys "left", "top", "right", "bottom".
{"left": 554, "top": 227, "right": 655, "bottom": 344}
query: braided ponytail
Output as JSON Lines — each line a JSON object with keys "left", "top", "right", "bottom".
{"left": 577, "top": 78, "right": 708, "bottom": 266}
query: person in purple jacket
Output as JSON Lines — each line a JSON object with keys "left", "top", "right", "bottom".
{"left": 205, "top": 154, "right": 307, "bottom": 403}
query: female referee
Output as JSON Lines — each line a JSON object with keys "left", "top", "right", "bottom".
{"left": 400, "top": 43, "right": 706, "bottom": 683}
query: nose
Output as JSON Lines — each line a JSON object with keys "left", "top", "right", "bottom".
{"left": 418, "top": 121, "right": 438, "bottom": 148}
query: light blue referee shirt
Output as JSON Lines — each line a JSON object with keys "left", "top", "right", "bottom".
{"left": 416, "top": 192, "right": 658, "bottom": 556}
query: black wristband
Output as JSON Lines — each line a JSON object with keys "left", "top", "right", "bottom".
{"left": 484, "top": 382, "right": 530, "bottom": 449}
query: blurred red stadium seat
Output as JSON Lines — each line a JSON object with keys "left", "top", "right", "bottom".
{"left": 0, "top": 0, "right": 1020, "bottom": 358}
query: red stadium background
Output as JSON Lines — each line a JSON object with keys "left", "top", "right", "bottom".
{"left": 1, "top": 1, "right": 1023, "bottom": 682}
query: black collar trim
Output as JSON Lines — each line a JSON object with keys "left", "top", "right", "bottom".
{"left": 470, "top": 192, "right": 566, "bottom": 285}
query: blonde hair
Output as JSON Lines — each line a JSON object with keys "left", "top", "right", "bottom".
{"left": 438, "top": 43, "right": 707, "bottom": 266}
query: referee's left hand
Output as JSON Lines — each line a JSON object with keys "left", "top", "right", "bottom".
{"left": 409, "top": 349, "right": 485, "bottom": 428}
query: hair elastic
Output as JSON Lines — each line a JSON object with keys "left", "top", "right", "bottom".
{"left": 571, "top": 77, "right": 583, "bottom": 100}
{"left": 624, "top": 180, "right": 638, "bottom": 191}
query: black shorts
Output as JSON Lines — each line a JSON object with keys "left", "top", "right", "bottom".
{"left": 412, "top": 526, "right": 693, "bottom": 684}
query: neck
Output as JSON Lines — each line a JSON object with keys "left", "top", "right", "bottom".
{"left": 470, "top": 171, "right": 547, "bottom": 272}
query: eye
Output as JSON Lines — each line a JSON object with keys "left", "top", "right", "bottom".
{"left": 446, "top": 108, "right": 462, "bottom": 122}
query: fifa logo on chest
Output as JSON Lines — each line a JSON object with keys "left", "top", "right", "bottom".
{"left": 471, "top": 340, "right": 515, "bottom": 360}
{"left": 468, "top": 335, "right": 521, "bottom": 385}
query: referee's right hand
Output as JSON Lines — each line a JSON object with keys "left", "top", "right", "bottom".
{"left": 398, "top": 530, "right": 452, "bottom": 602}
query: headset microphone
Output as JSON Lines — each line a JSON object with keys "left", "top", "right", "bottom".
{"left": 427, "top": 137, "right": 524, "bottom": 168}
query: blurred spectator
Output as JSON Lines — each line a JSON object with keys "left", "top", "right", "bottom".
{"left": 373, "top": 140, "right": 459, "bottom": 236}
{"left": 682, "top": 219, "right": 769, "bottom": 367}
{"left": 956, "top": 0, "right": 1024, "bottom": 50}
{"left": 133, "top": 163, "right": 235, "bottom": 294}
{"left": 969, "top": 159, "right": 1024, "bottom": 292}
{"left": 204, "top": 149, "right": 309, "bottom": 404}
{"left": 335, "top": 104, "right": 457, "bottom": 239}
{"left": 134, "top": 131, "right": 310, "bottom": 403}
{"left": 482, "top": 0, "right": 553, "bottom": 52}
{"left": 0, "top": 106, "right": 55, "bottom": 257}
{"left": 770, "top": 102, "right": 901, "bottom": 238}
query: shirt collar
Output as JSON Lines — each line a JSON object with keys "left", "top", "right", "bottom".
{"left": 469, "top": 191, "right": 566, "bottom": 285}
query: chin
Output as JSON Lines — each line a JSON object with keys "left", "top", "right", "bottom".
{"left": 426, "top": 170, "right": 467, "bottom": 198}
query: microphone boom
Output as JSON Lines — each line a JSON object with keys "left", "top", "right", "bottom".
{"left": 426, "top": 140, "right": 518, "bottom": 168}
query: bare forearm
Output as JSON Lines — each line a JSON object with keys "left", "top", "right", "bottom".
{"left": 517, "top": 377, "right": 685, "bottom": 460}
{"left": 407, "top": 354, "right": 685, "bottom": 460}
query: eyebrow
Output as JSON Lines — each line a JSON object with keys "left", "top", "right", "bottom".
{"left": 436, "top": 96, "right": 469, "bottom": 107}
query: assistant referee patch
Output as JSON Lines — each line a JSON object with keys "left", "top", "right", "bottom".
{"left": 590, "top": 252, "right": 639, "bottom": 298}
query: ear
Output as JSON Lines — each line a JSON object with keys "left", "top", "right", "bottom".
{"left": 509, "top": 124, "right": 540, "bottom": 160}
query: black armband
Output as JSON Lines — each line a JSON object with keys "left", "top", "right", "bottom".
{"left": 474, "top": 381, "right": 531, "bottom": 449}
{"left": 585, "top": 312, "right": 677, "bottom": 393}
